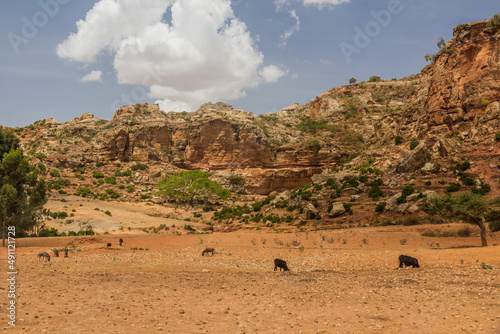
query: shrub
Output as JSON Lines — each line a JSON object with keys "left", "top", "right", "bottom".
{"left": 394, "top": 135, "right": 403, "bottom": 145}
{"left": 409, "top": 141, "right": 420, "bottom": 150}
{"left": 104, "top": 210, "right": 112, "bottom": 216}
{"left": 203, "top": 205, "right": 215, "bottom": 212}
{"left": 349, "top": 77, "right": 357, "bottom": 84}
{"left": 455, "top": 161, "right": 471, "bottom": 171}
{"left": 229, "top": 173, "right": 245, "bottom": 185}
{"left": 375, "top": 203, "right": 385, "bottom": 212}
{"left": 495, "top": 133, "right": 500, "bottom": 142}
{"left": 93, "top": 171, "right": 105, "bottom": 179}
{"left": 306, "top": 139, "right": 321, "bottom": 153}
{"left": 131, "top": 163, "right": 149, "bottom": 171}
{"left": 445, "top": 182, "right": 461, "bottom": 192}
{"left": 49, "top": 169, "right": 60, "bottom": 177}
{"left": 105, "top": 175, "right": 117, "bottom": 184}
{"left": 369, "top": 75, "right": 381, "bottom": 82}
{"left": 402, "top": 185, "right": 415, "bottom": 196}
{"left": 457, "top": 225, "right": 472, "bottom": 237}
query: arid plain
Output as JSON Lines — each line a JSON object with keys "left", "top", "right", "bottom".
{"left": 2, "top": 207, "right": 500, "bottom": 334}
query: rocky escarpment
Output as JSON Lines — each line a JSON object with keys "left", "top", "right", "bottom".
{"left": 8, "top": 17, "right": 500, "bottom": 228}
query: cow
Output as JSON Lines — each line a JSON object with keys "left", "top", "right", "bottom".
{"left": 202, "top": 248, "right": 215, "bottom": 256}
{"left": 119, "top": 238, "right": 124, "bottom": 246}
{"left": 274, "top": 258, "right": 290, "bottom": 271}
{"left": 399, "top": 254, "right": 420, "bottom": 268}
{"left": 107, "top": 243, "right": 111, "bottom": 247}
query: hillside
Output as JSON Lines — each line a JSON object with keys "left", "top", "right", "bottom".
{"left": 5, "top": 19, "right": 500, "bottom": 234}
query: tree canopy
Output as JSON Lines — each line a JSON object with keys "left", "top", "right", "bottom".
{"left": 0, "top": 128, "right": 47, "bottom": 244}
{"left": 425, "top": 192, "right": 500, "bottom": 247}
{"left": 157, "top": 169, "right": 230, "bottom": 206}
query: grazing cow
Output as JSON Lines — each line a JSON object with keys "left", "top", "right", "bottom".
{"left": 399, "top": 254, "right": 420, "bottom": 268}
{"left": 202, "top": 248, "right": 215, "bottom": 256}
{"left": 52, "top": 249, "right": 59, "bottom": 257}
{"left": 119, "top": 238, "right": 123, "bottom": 246}
{"left": 107, "top": 243, "right": 112, "bottom": 247}
{"left": 274, "top": 258, "right": 290, "bottom": 271}
{"left": 37, "top": 252, "right": 51, "bottom": 262}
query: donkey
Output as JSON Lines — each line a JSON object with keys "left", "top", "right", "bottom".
{"left": 37, "top": 252, "right": 51, "bottom": 262}
{"left": 202, "top": 248, "right": 215, "bottom": 256}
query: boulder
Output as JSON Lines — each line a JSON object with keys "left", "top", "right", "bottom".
{"left": 396, "top": 142, "right": 428, "bottom": 173}
{"left": 329, "top": 202, "right": 346, "bottom": 217}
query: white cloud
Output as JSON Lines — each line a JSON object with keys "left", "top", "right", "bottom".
{"left": 80, "top": 70, "right": 103, "bottom": 82}
{"left": 57, "top": 0, "right": 285, "bottom": 111}
{"left": 279, "top": 9, "right": 300, "bottom": 47}
{"left": 303, "top": 0, "right": 350, "bottom": 8}
{"left": 260, "top": 65, "right": 287, "bottom": 83}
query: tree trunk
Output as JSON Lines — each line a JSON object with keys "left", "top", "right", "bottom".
{"left": 479, "top": 217, "right": 488, "bottom": 247}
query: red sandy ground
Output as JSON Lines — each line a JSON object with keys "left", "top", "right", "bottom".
{"left": 1, "top": 224, "right": 500, "bottom": 334}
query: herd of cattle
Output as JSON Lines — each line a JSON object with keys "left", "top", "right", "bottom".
{"left": 37, "top": 241, "right": 421, "bottom": 270}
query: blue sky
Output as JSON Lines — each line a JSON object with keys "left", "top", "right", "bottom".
{"left": 1, "top": 0, "right": 498, "bottom": 127}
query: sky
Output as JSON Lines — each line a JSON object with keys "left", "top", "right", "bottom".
{"left": 1, "top": 0, "right": 499, "bottom": 127}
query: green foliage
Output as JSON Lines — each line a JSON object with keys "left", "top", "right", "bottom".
{"left": 131, "top": 163, "right": 149, "bottom": 171}
{"left": 445, "top": 182, "right": 461, "bottom": 192}
{"left": 105, "top": 175, "right": 117, "bottom": 185}
{"left": 495, "top": 133, "right": 500, "bottom": 142}
{"left": 375, "top": 203, "right": 385, "bottom": 212}
{"left": 402, "top": 185, "right": 415, "bottom": 196}
{"left": 455, "top": 161, "right": 471, "bottom": 171}
{"left": 306, "top": 139, "right": 321, "bottom": 153}
{"left": 93, "top": 171, "right": 105, "bottom": 179}
{"left": 49, "top": 169, "right": 60, "bottom": 177}
{"left": 296, "top": 118, "right": 333, "bottom": 134}
{"left": 426, "top": 192, "right": 498, "bottom": 246}
{"left": 157, "top": 169, "right": 230, "bottom": 206}
{"left": 487, "top": 13, "right": 500, "bottom": 29}
{"left": 349, "top": 77, "right": 357, "bottom": 84}
{"left": 229, "top": 173, "right": 245, "bottom": 186}
{"left": 213, "top": 205, "right": 251, "bottom": 221}
{"left": 369, "top": 178, "right": 384, "bottom": 201}
{"left": 409, "top": 140, "right": 420, "bottom": 150}
{"left": 369, "top": 75, "right": 381, "bottom": 82}
{"left": 394, "top": 135, "right": 403, "bottom": 145}
{"left": 0, "top": 129, "right": 47, "bottom": 237}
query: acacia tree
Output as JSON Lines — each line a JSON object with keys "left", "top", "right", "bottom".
{"left": 0, "top": 128, "right": 47, "bottom": 245}
{"left": 426, "top": 192, "right": 500, "bottom": 247}
{"left": 157, "top": 169, "right": 230, "bottom": 206}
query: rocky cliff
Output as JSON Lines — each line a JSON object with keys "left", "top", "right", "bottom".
{"left": 8, "top": 18, "right": 500, "bottom": 228}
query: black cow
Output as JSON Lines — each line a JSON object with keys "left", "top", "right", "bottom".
{"left": 107, "top": 243, "right": 112, "bottom": 247}
{"left": 274, "top": 258, "right": 290, "bottom": 271}
{"left": 399, "top": 254, "right": 420, "bottom": 268}
{"left": 119, "top": 238, "right": 124, "bottom": 246}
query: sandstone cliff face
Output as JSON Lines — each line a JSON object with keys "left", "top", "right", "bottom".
{"left": 12, "top": 19, "right": 500, "bottom": 201}
{"left": 406, "top": 21, "right": 500, "bottom": 141}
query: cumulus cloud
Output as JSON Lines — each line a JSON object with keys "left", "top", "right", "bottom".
{"left": 80, "top": 70, "right": 103, "bottom": 82}
{"left": 57, "top": 0, "right": 285, "bottom": 111}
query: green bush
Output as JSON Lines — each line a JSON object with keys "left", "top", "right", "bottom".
{"left": 495, "top": 133, "right": 500, "bottom": 142}
{"left": 375, "top": 203, "right": 385, "bottom": 212}
{"left": 409, "top": 141, "right": 420, "bottom": 150}
{"left": 394, "top": 136, "right": 403, "bottom": 145}
{"left": 49, "top": 169, "right": 60, "bottom": 177}
{"left": 445, "top": 182, "right": 461, "bottom": 192}
{"left": 93, "top": 171, "right": 105, "bottom": 179}
{"left": 131, "top": 162, "right": 149, "bottom": 171}
{"left": 455, "top": 161, "right": 471, "bottom": 171}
